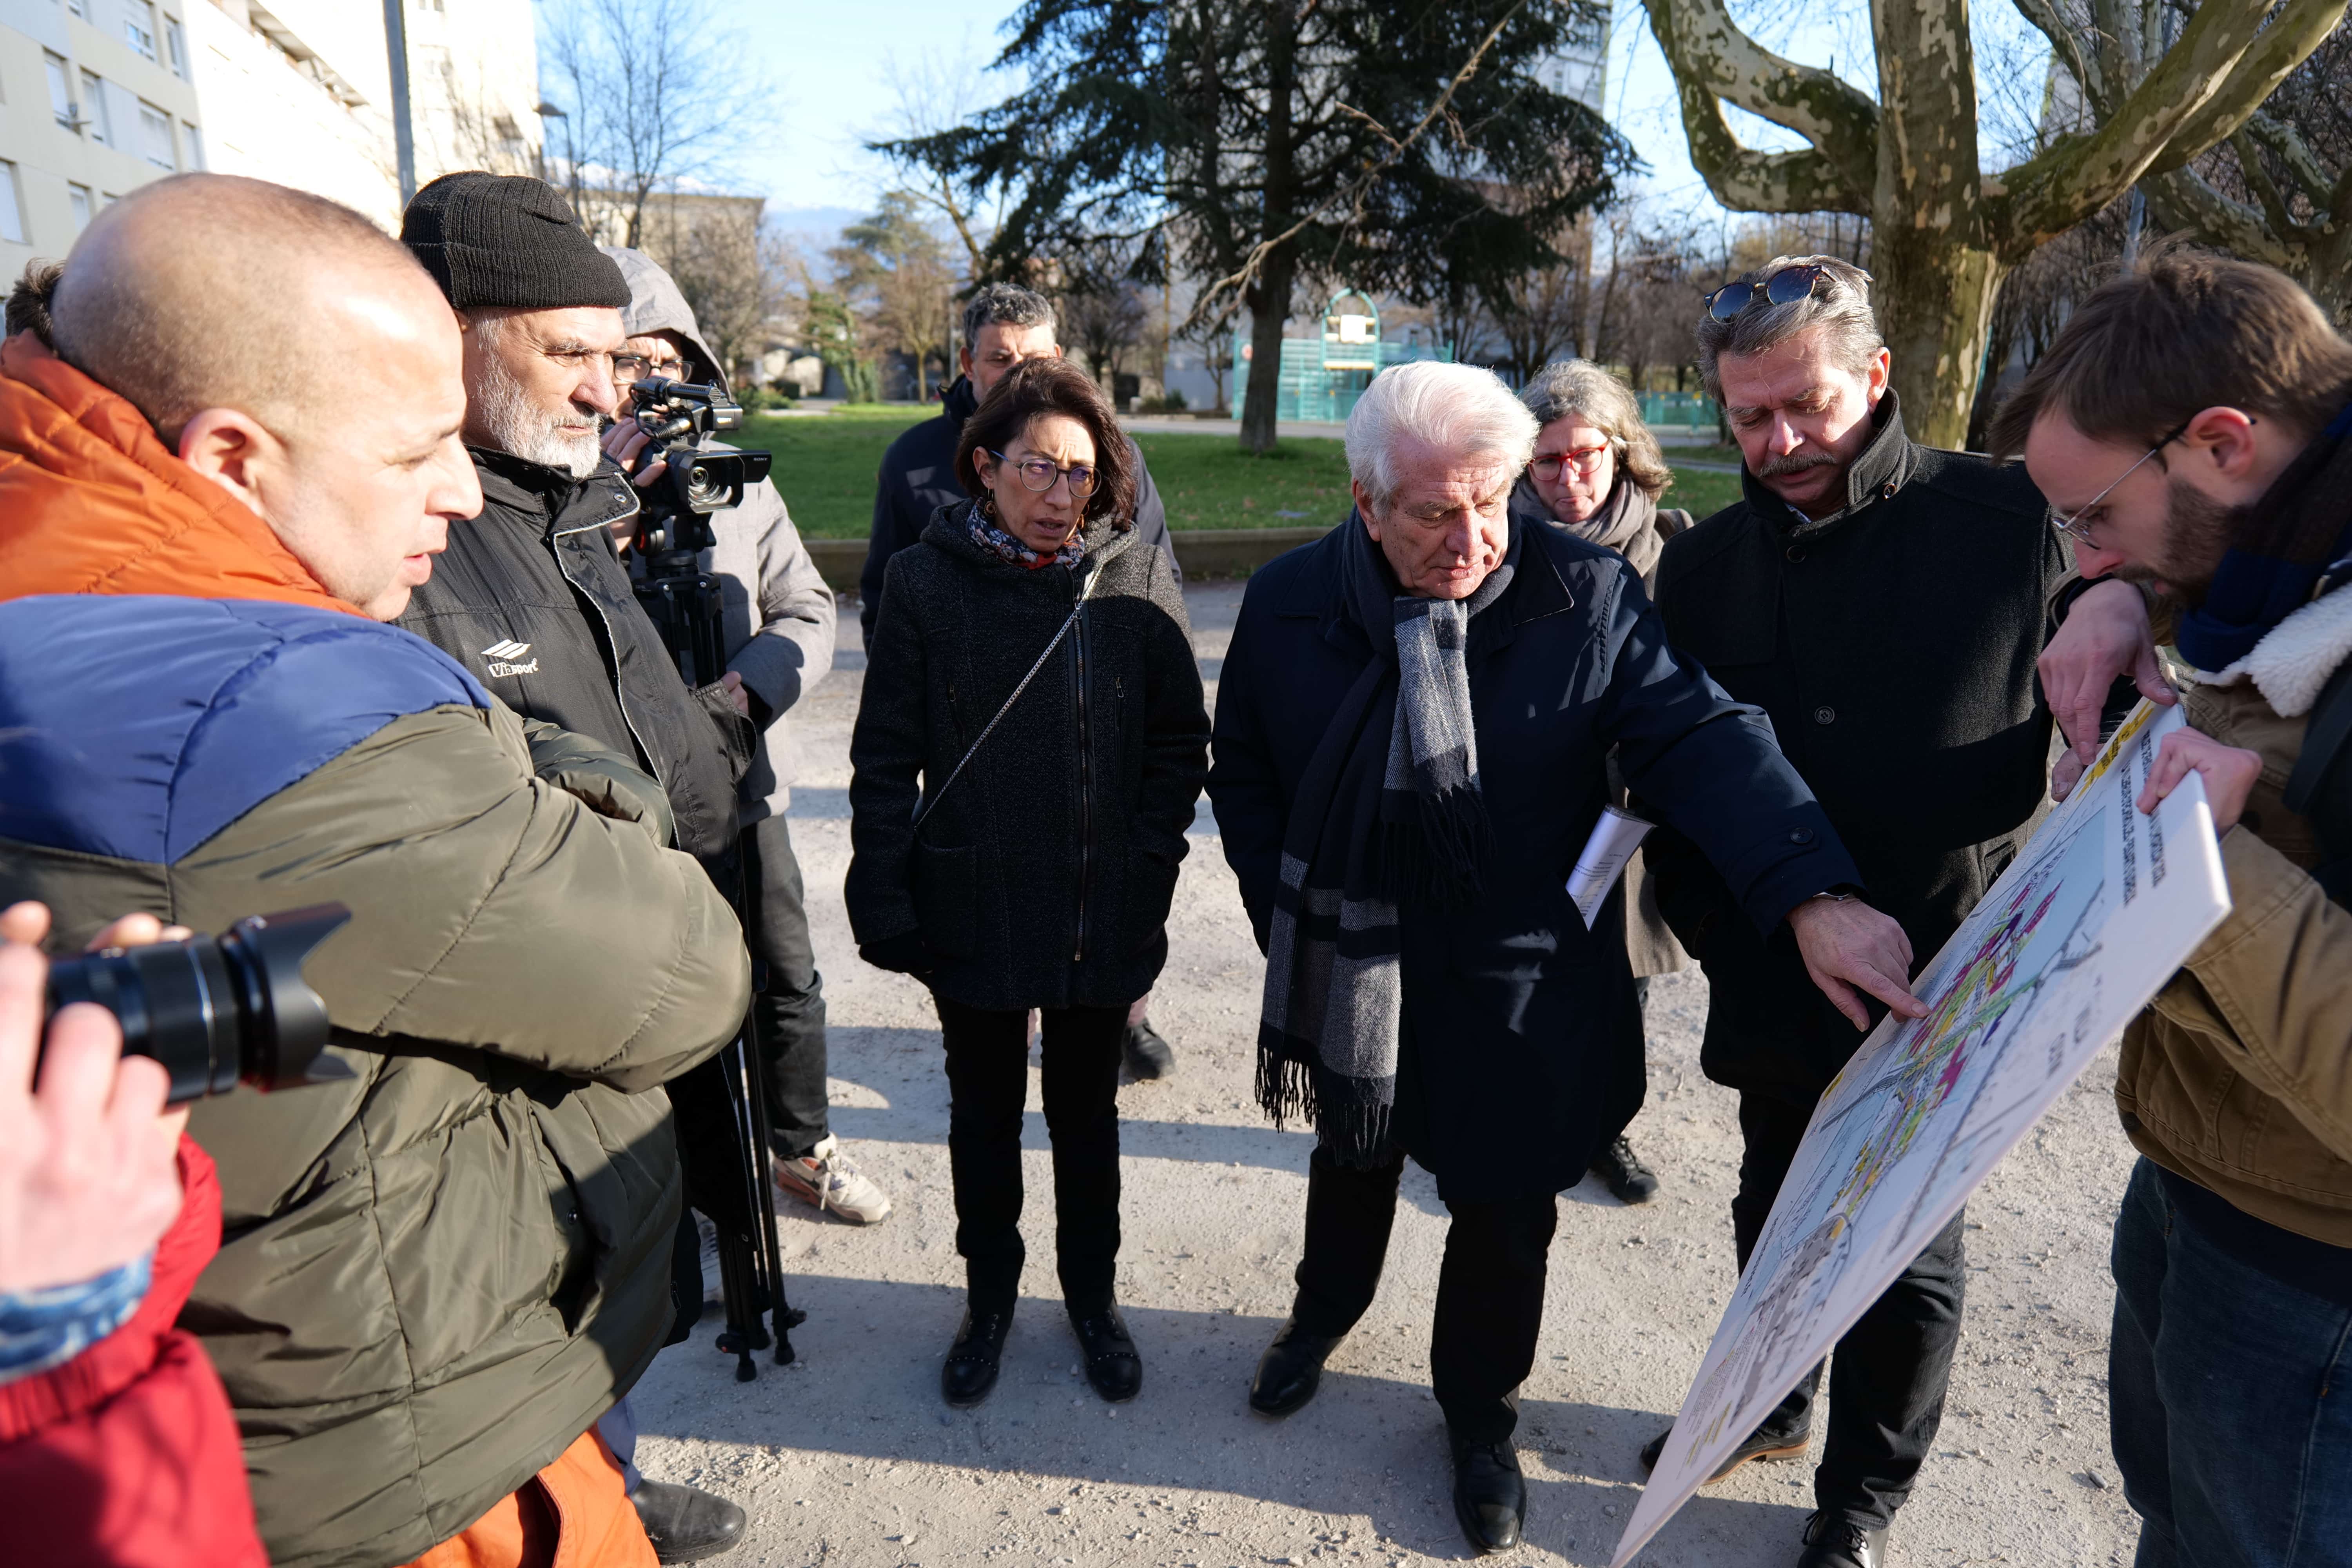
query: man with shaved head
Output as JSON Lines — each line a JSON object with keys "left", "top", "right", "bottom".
{"left": 0, "top": 172, "right": 750, "bottom": 1568}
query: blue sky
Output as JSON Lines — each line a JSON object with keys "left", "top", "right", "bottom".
{"left": 722, "top": 2, "right": 2048, "bottom": 251}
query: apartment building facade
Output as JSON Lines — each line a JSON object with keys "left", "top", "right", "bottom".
{"left": 0, "top": 0, "right": 534, "bottom": 279}
{"left": 0, "top": 0, "right": 203, "bottom": 276}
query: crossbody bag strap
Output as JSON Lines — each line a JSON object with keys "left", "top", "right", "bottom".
{"left": 912, "top": 561, "right": 1103, "bottom": 832}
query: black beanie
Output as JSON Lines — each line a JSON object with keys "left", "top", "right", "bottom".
{"left": 399, "top": 171, "right": 631, "bottom": 312}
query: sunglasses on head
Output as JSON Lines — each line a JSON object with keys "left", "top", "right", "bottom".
{"left": 1700, "top": 261, "right": 1869, "bottom": 322}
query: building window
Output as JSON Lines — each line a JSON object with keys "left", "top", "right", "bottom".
{"left": 45, "top": 53, "right": 74, "bottom": 129}
{"left": 0, "top": 164, "right": 24, "bottom": 246}
{"left": 124, "top": 2, "right": 158, "bottom": 60}
{"left": 68, "top": 185, "right": 92, "bottom": 234}
{"left": 182, "top": 119, "right": 203, "bottom": 170}
{"left": 80, "top": 72, "right": 110, "bottom": 146}
{"left": 165, "top": 15, "right": 186, "bottom": 77}
{"left": 138, "top": 101, "right": 174, "bottom": 169}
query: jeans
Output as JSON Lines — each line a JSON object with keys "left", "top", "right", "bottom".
{"left": 1734, "top": 1091, "right": 1967, "bottom": 1529}
{"left": 1291, "top": 1143, "right": 1559, "bottom": 1445}
{"left": 750, "top": 813, "right": 829, "bottom": 1160}
{"left": 2110, "top": 1158, "right": 2352, "bottom": 1568}
{"left": 933, "top": 995, "right": 1127, "bottom": 1315}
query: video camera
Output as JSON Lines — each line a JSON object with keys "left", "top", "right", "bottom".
{"left": 625, "top": 376, "right": 773, "bottom": 688}
{"left": 626, "top": 377, "right": 774, "bottom": 552}
{"left": 42, "top": 905, "right": 352, "bottom": 1104}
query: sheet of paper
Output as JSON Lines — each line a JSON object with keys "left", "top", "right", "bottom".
{"left": 1568, "top": 805, "right": 1653, "bottom": 929}
{"left": 1612, "top": 701, "right": 2231, "bottom": 1566}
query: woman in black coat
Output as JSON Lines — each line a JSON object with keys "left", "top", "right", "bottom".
{"left": 846, "top": 358, "right": 1210, "bottom": 1408}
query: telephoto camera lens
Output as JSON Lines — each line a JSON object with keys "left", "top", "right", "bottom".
{"left": 43, "top": 904, "right": 353, "bottom": 1104}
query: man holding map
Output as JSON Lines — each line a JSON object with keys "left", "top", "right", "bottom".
{"left": 1992, "top": 248, "right": 2352, "bottom": 1568}
{"left": 1643, "top": 255, "right": 2145, "bottom": 1568}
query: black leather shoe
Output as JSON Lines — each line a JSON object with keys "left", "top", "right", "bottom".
{"left": 1448, "top": 1436, "right": 1526, "bottom": 1555}
{"left": 1249, "top": 1317, "right": 1344, "bottom": 1417}
{"left": 1071, "top": 1306, "right": 1142, "bottom": 1402}
{"left": 1122, "top": 1019, "right": 1177, "bottom": 1080}
{"left": 1639, "top": 1417, "right": 1811, "bottom": 1480}
{"left": 1590, "top": 1135, "right": 1661, "bottom": 1203}
{"left": 1797, "top": 1511, "right": 1887, "bottom": 1568}
{"left": 630, "top": 1480, "right": 747, "bottom": 1564}
{"left": 942, "top": 1305, "right": 1013, "bottom": 1407}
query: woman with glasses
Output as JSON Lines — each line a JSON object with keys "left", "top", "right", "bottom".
{"left": 847, "top": 357, "right": 1210, "bottom": 1410}
{"left": 1514, "top": 360, "right": 1693, "bottom": 1205}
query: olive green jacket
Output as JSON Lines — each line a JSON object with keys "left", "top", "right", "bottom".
{"left": 0, "top": 611, "right": 749, "bottom": 1568}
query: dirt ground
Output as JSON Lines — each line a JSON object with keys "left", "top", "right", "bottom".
{"left": 629, "top": 582, "right": 2149, "bottom": 1568}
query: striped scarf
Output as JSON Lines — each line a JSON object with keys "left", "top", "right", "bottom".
{"left": 1254, "top": 514, "right": 1515, "bottom": 1164}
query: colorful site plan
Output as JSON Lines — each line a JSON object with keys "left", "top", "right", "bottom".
{"left": 1612, "top": 701, "right": 2232, "bottom": 1567}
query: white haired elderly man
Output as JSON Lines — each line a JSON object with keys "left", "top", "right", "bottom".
{"left": 1206, "top": 360, "right": 1927, "bottom": 1554}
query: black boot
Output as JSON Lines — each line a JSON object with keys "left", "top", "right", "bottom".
{"left": 1448, "top": 1434, "right": 1526, "bottom": 1555}
{"left": 630, "top": 1480, "right": 748, "bottom": 1564}
{"left": 1248, "top": 1318, "right": 1344, "bottom": 1417}
{"left": 942, "top": 1304, "right": 1013, "bottom": 1408}
{"left": 1639, "top": 1414, "right": 1811, "bottom": 1480}
{"left": 1071, "top": 1305, "right": 1142, "bottom": 1402}
{"left": 1797, "top": 1512, "right": 1888, "bottom": 1568}
{"left": 1122, "top": 1018, "right": 1177, "bottom": 1080}
{"left": 1590, "top": 1135, "right": 1661, "bottom": 1203}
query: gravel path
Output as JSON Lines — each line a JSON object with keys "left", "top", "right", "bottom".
{"left": 630, "top": 583, "right": 2146, "bottom": 1568}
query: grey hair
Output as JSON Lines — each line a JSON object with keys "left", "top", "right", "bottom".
{"left": 961, "top": 281, "right": 1056, "bottom": 350}
{"left": 1517, "top": 359, "right": 1673, "bottom": 501}
{"left": 1694, "top": 254, "right": 1882, "bottom": 403}
{"left": 1345, "top": 361, "right": 1540, "bottom": 508}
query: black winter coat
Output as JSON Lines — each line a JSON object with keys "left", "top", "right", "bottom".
{"left": 860, "top": 375, "right": 1181, "bottom": 646}
{"left": 847, "top": 507, "right": 1210, "bottom": 1011}
{"left": 398, "top": 448, "right": 753, "bottom": 860}
{"left": 1645, "top": 397, "right": 2071, "bottom": 1105}
{"left": 1207, "top": 515, "right": 1861, "bottom": 1202}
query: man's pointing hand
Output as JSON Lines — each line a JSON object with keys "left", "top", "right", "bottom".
{"left": 1787, "top": 894, "right": 1929, "bottom": 1031}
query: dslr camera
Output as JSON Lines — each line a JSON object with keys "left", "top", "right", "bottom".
{"left": 624, "top": 376, "right": 774, "bottom": 687}
{"left": 43, "top": 905, "right": 352, "bottom": 1104}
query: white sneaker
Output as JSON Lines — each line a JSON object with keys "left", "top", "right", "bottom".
{"left": 772, "top": 1134, "right": 892, "bottom": 1224}
{"left": 694, "top": 1210, "right": 723, "bottom": 1306}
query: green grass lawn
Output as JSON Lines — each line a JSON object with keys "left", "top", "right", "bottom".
{"left": 744, "top": 405, "right": 1746, "bottom": 536}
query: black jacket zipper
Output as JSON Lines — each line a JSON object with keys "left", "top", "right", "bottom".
{"left": 1072, "top": 574, "right": 1093, "bottom": 964}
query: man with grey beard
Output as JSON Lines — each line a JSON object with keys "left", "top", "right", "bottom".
{"left": 392, "top": 171, "right": 757, "bottom": 1565}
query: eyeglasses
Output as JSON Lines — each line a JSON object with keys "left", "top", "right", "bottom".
{"left": 986, "top": 448, "right": 1097, "bottom": 499}
{"left": 2048, "top": 419, "right": 2194, "bottom": 545}
{"left": 612, "top": 352, "right": 683, "bottom": 386}
{"left": 1701, "top": 261, "right": 1869, "bottom": 322}
{"left": 1530, "top": 444, "right": 1614, "bottom": 482}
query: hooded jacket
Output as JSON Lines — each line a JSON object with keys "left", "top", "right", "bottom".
{"left": 603, "top": 245, "right": 837, "bottom": 821}
{"left": 860, "top": 374, "right": 1181, "bottom": 647}
{"left": 0, "top": 332, "right": 750, "bottom": 1568}
{"left": 847, "top": 505, "right": 1209, "bottom": 1011}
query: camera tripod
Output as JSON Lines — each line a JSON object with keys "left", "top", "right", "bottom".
{"left": 628, "top": 381, "right": 799, "bottom": 1381}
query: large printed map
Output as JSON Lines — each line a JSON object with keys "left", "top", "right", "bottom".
{"left": 1611, "top": 702, "right": 2233, "bottom": 1567}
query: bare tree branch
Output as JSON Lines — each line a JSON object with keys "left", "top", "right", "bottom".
{"left": 1639, "top": 0, "right": 1878, "bottom": 194}
{"left": 1992, "top": 0, "right": 2337, "bottom": 250}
